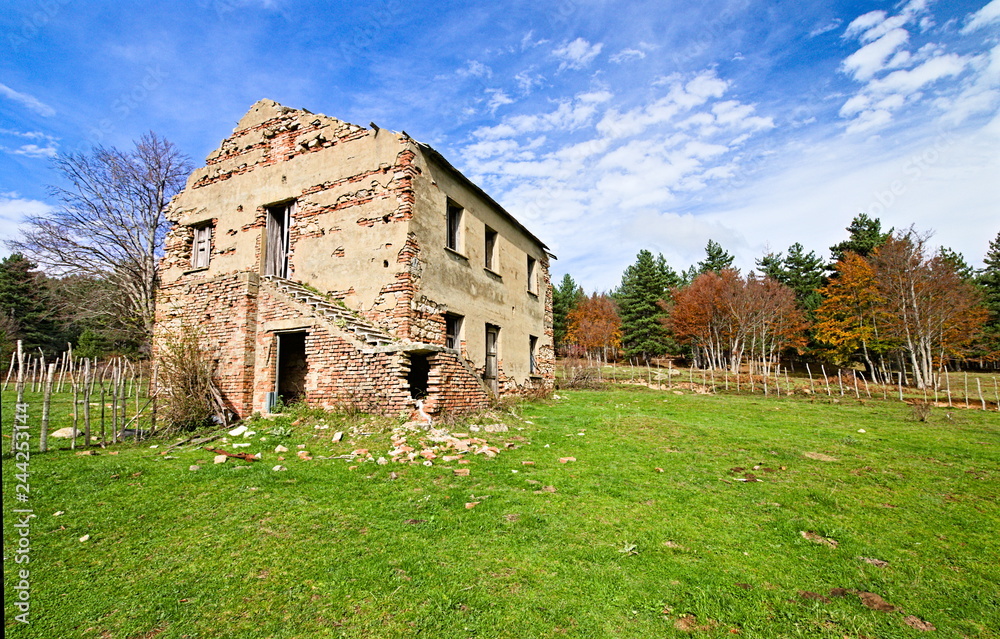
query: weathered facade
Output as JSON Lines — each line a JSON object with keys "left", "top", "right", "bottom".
{"left": 155, "top": 100, "right": 554, "bottom": 419}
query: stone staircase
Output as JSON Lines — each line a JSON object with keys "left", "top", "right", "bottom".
{"left": 263, "top": 276, "right": 396, "bottom": 348}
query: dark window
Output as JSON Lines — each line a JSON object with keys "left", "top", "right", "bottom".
{"left": 484, "top": 226, "right": 497, "bottom": 270}
{"left": 529, "top": 335, "right": 539, "bottom": 374}
{"left": 446, "top": 201, "right": 463, "bottom": 251}
{"left": 527, "top": 256, "right": 537, "bottom": 294}
{"left": 191, "top": 224, "right": 212, "bottom": 269}
{"left": 445, "top": 313, "right": 463, "bottom": 350}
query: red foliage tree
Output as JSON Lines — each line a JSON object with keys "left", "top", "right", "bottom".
{"left": 565, "top": 293, "right": 622, "bottom": 361}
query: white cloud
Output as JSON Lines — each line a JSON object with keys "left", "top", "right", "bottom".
{"left": 962, "top": 0, "right": 1000, "bottom": 33}
{"left": 610, "top": 48, "right": 646, "bottom": 63}
{"left": 809, "top": 18, "right": 842, "bottom": 38}
{"left": 0, "top": 193, "right": 55, "bottom": 255}
{"left": 458, "top": 60, "right": 492, "bottom": 79}
{"left": 0, "top": 129, "right": 59, "bottom": 158}
{"left": 868, "top": 53, "right": 967, "bottom": 95}
{"left": 10, "top": 144, "right": 58, "bottom": 158}
{"left": 841, "top": 29, "right": 910, "bottom": 80}
{"left": 0, "top": 83, "right": 55, "bottom": 117}
{"left": 485, "top": 89, "right": 514, "bottom": 112}
{"left": 552, "top": 38, "right": 603, "bottom": 71}
{"left": 844, "top": 11, "right": 888, "bottom": 39}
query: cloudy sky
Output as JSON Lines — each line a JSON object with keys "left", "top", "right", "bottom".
{"left": 2, "top": 0, "right": 998, "bottom": 291}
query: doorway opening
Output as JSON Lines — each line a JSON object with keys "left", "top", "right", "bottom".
{"left": 407, "top": 353, "right": 430, "bottom": 399}
{"left": 484, "top": 324, "right": 499, "bottom": 395}
{"left": 276, "top": 331, "right": 307, "bottom": 406}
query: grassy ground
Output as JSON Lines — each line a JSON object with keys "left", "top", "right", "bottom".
{"left": 3, "top": 386, "right": 999, "bottom": 638}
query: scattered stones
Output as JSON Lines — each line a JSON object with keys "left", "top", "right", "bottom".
{"left": 522, "top": 461, "right": 535, "bottom": 466}
{"left": 213, "top": 455, "right": 227, "bottom": 464}
{"left": 79, "top": 534, "right": 90, "bottom": 542}
{"left": 332, "top": 431, "right": 344, "bottom": 442}
{"left": 228, "top": 425, "right": 248, "bottom": 437}
{"left": 297, "top": 450, "right": 312, "bottom": 460}
{"left": 272, "top": 465, "right": 287, "bottom": 471}
{"left": 453, "top": 468, "right": 470, "bottom": 476}
{"left": 74, "top": 450, "right": 96, "bottom": 456}
{"left": 189, "top": 465, "right": 201, "bottom": 471}
{"left": 465, "top": 502, "right": 480, "bottom": 509}
{"left": 558, "top": 457, "right": 576, "bottom": 463}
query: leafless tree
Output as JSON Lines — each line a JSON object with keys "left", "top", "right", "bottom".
{"left": 7, "top": 133, "right": 191, "bottom": 351}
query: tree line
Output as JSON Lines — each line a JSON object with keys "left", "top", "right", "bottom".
{"left": 555, "top": 215, "right": 1000, "bottom": 389}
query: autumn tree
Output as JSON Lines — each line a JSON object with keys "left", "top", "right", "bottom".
{"left": 565, "top": 292, "right": 622, "bottom": 361}
{"left": 7, "top": 132, "right": 191, "bottom": 352}
{"left": 870, "top": 231, "right": 987, "bottom": 388}
{"left": 668, "top": 269, "right": 805, "bottom": 373}
{"left": 552, "top": 273, "right": 585, "bottom": 353}
{"left": 614, "top": 250, "right": 679, "bottom": 362}
{"left": 813, "top": 252, "right": 893, "bottom": 379}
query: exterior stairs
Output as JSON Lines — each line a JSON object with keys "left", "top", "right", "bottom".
{"left": 263, "top": 276, "right": 396, "bottom": 348}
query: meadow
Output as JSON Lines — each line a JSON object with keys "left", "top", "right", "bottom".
{"left": 3, "top": 384, "right": 999, "bottom": 638}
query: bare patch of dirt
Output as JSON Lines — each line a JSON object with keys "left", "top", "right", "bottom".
{"left": 798, "top": 590, "right": 832, "bottom": 603}
{"left": 858, "top": 592, "right": 897, "bottom": 612}
{"left": 801, "top": 530, "right": 839, "bottom": 548}
{"left": 804, "top": 452, "right": 839, "bottom": 462}
{"left": 903, "top": 615, "right": 936, "bottom": 631}
{"left": 674, "top": 615, "right": 718, "bottom": 632}
{"left": 860, "top": 556, "right": 889, "bottom": 567}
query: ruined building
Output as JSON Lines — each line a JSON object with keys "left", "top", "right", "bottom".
{"left": 155, "top": 100, "right": 554, "bottom": 419}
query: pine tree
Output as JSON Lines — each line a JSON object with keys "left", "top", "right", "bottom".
{"left": 756, "top": 243, "right": 826, "bottom": 314}
{"left": 976, "top": 231, "right": 1000, "bottom": 360}
{"left": 697, "top": 240, "right": 735, "bottom": 274}
{"left": 829, "top": 213, "right": 891, "bottom": 264}
{"left": 614, "top": 250, "right": 679, "bottom": 362}
{"left": 0, "top": 253, "right": 57, "bottom": 353}
{"left": 552, "top": 273, "right": 585, "bottom": 352}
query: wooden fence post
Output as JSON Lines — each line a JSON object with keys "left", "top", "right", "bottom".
{"left": 40, "top": 362, "right": 56, "bottom": 453}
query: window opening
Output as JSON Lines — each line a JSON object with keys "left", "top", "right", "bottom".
{"left": 191, "top": 224, "right": 212, "bottom": 269}
{"left": 527, "top": 256, "right": 538, "bottom": 294}
{"left": 265, "top": 202, "right": 293, "bottom": 278}
{"left": 445, "top": 313, "right": 463, "bottom": 350}
{"left": 446, "top": 201, "right": 463, "bottom": 252}
{"left": 529, "top": 335, "right": 539, "bottom": 374}
{"left": 484, "top": 324, "right": 500, "bottom": 395}
{"left": 484, "top": 226, "right": 497, "bottom": 270}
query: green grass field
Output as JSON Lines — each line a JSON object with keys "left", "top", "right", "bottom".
{"left": 3, "top": 385, "right": 999, "bottom": 638}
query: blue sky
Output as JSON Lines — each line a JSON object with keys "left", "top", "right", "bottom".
{"left": 2, "top": 0, "right": 998, "bottom": 291}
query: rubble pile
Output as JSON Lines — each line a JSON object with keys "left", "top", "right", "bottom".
{"left": 350, "top": 421, "right": 516, "bottom": 466}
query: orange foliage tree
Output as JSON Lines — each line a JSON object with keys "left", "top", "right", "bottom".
{"left": 870, "top": 232, "right": 987, "bottom": 388}
{"left": 813, "top": 252, "right": 893, "bottom": 379}
{"left": 667, "top": 269, "right": 806, "bottom": 373}
{"left": 565, "top": 292, "right": 622, "bottom": 361}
